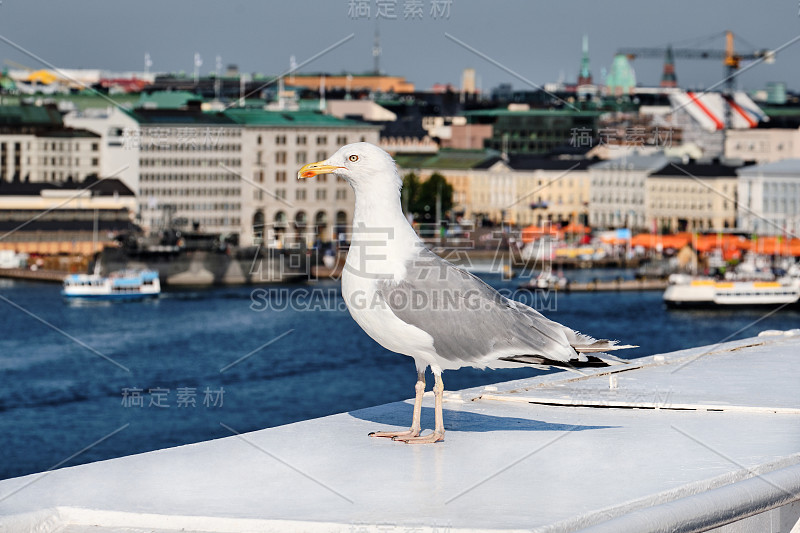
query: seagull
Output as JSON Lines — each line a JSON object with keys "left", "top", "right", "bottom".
{"left": 298, "top": 143, "right": 635, "bottom": 444}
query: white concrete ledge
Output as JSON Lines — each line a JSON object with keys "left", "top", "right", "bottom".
{"left": 1, "top": 334, "right": 799, "bottom": 532}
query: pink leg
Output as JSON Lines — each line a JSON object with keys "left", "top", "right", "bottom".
{"left": 369, "top": 370, "right": 425, "bottom": 439}
{"left": 395, "top": 373, "right": 445, "bottom": 444}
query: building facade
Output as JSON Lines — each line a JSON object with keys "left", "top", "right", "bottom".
{"left": 0, "top": 177, "right": 136, "bottom": 254}
{"left": 397, "top": 152, "right": 592, "bottom": 227}
{"left": 589, "top": 153, "right": 668, "bottom": 231}
{"left": 225, "top": 109, "right": 380, "bottom": 246}
{"left": 647, "top": 162, "right": 740, "bottom": 233}
{"left": 68, "top": 104, "right": 381, "bottom": 246}
{"left": 1, "top": 105, "right": 101, "bottom": 183}
{"left": 737, "top": 159, "right": 800, "bottom": 236}
{"left": 64, "top": 106, "right": 141, "bottom": 193}
{"left": 725, "top": 128, "right": 800, "bottom": 164}
{"left": 464, "top": 108, "right": 603, "bottom": 155}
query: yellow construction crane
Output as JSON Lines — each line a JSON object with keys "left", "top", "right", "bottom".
{"left": 619, "top": 30, "right": 774, "bottom": 126}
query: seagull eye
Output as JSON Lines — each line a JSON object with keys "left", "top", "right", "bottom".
{"left": 348, "top": 155, "right": 359, "bottom": 162}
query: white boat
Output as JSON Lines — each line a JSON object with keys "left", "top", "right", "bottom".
{"left": 663, "top": 273, "right": 800, "bottom": 308}
{"left": 520, "top": 270, "right": 569, "bottom": 291}
{"left": 62, "top": 270, "right": 161, "bottom": 301}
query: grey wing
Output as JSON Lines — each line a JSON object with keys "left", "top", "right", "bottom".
{"left": 376, "top": 248, "right": 578, "bottom": 366}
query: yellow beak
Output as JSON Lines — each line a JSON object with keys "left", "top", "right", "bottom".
{"left": 297, "top": 160, "right": 344, "bottom": 180}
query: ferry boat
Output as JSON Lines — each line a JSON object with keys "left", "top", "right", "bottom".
{"left": 62, "top": 270, "right": 161, "bottom": 301}
{"left": 663, "top": 274, "right": 800, "bottom": 308}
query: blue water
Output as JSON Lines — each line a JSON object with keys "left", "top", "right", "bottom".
{"left": 2, "top": 272, "right": 799, "bottom": 480}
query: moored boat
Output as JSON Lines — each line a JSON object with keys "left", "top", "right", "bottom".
{"left": 663, "top": 274, "right": 800, "bottom": 308}
{"left": 62, "top": 270, "right": 161, "bottom": 301}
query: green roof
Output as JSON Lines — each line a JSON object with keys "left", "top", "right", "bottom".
{"left": 137, "top": 91, "right": 199, "bottom": 109}
{"left": 0, "top": 104, "right": 63, "bottom": 127}
{"left": 124, "top": 109, "right": 235, "bottom": 125}
{"left": 2, "top": 93, "right": 140, "bottom": 111}
{"left": 223, "top": 109, "right": 377, "bottom": 128}
{"left": 394, "top": 149, "right": 499, "bottom": 170}
{"left": 761, "top": 106, "right": 800, "bottom": 118}
{"left": 38, "top": 129, "right": 100, "bottom": 138}
{"left": 464, "top": 108, "right": 604, "bottom": 117}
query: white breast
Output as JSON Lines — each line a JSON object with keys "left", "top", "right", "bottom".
{"left": 341, "top": 240, "right": 438, "bottom": 368}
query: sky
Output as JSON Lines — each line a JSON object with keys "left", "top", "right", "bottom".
{"left": 0, "top": 0, "right": 798, "bottom": 94}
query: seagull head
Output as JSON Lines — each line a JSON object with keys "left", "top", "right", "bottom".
{"left": 297, "top": 142, "right": 401, "bottom": 195}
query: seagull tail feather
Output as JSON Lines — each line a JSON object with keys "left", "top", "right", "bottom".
{"left": 572, "top": 340, "right": 639, "bottom": 353}
{"left": 498, "top": 352, "right": 626, "bottom": 369}
{"left": 567, "top": 330, "right": 638, "bottom": 354}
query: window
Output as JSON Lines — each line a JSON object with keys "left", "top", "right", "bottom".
{"left": 297, "top": 135, "right": 307, "bottom": 145}
{"left": 276, "top": 135, "right": 286, "bottom": 145}
{"left": 276, "top": 189, "right": 287, "bottom": 199}
{"left": 275, "top": 151, "right": 286, "bottom": 164}
{"left": 336, "top": 189, "right": 347, "bottom": 200}
{"left": 336, "top": 135, "right": 347, "bottom": 145}
{"left": 91, "top": 143, "right": 99, "bottom": 151}
{"left": 276, "top": 171, "right": 287, "bottom": 182}
{"left": 316, "top": 135, "right": 327, "bottom": 145}
{"left": 316, "top": 189, "right": 327, "bottom": 200}
{"left": 296, "top": 151, "right": 307, "bottom": 164}
{"left": 296, "top": 189, "right": 307, "bottom": 201}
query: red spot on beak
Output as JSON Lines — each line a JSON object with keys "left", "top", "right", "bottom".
{"left": 301, "top": 171, "right": 315, "bottom": 178}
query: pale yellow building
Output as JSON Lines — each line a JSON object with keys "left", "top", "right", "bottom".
{"left": 646, "top": 161, "right": 740, "bottom": 233}
{"left": 396, "top": 152, "right": 592, "bottom": 227}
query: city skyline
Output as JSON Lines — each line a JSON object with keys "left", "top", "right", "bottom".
{"left": 0, "top": 0, "right": 798, "bottom": 93}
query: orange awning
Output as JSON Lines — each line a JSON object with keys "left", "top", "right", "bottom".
{"left": 744, "top": 237, "right": 800, "bottom": 256}
{"left": 630, "top": 233, "right": 692, "bottom": 249}
{"left": 561, "top": 223, "right": 590, "bottom": 234}
{"left": 521, "top": 225, "right": 560, "bottom": 244}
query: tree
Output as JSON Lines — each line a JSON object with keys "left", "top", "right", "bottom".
{"left": 402, "top": 172, "right": 420, "bottom": 216}
{"left": 402, "top": 172, "right": 453, "bottom": 224}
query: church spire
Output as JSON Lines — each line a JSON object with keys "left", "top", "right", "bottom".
{"left": 578, "top": 34, "right": 592, "bottom": 86}
{"left": 660, "top": 45, "right": 677, "bottom": 88}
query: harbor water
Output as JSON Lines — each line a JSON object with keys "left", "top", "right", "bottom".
{"left": 2, "top": 270, "right": 799, "bottom": 480}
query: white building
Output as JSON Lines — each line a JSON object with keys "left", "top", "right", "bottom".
{"left": 72, "top": 105, "right": 380, "bottom": 246}
{"left": 589, "top": 153, "right": 668, "bottom": 231}
{"left": 737, "top": 159, "right": 800, "bottom": 236}
{"left": 1, "top": 105, "right": 101, "bottom": 183}
{"left": 224, "top": 108, "right": 380, "bottom": 246}
{"left": 64, "top": 106, "right": 141, "bottom": 194}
